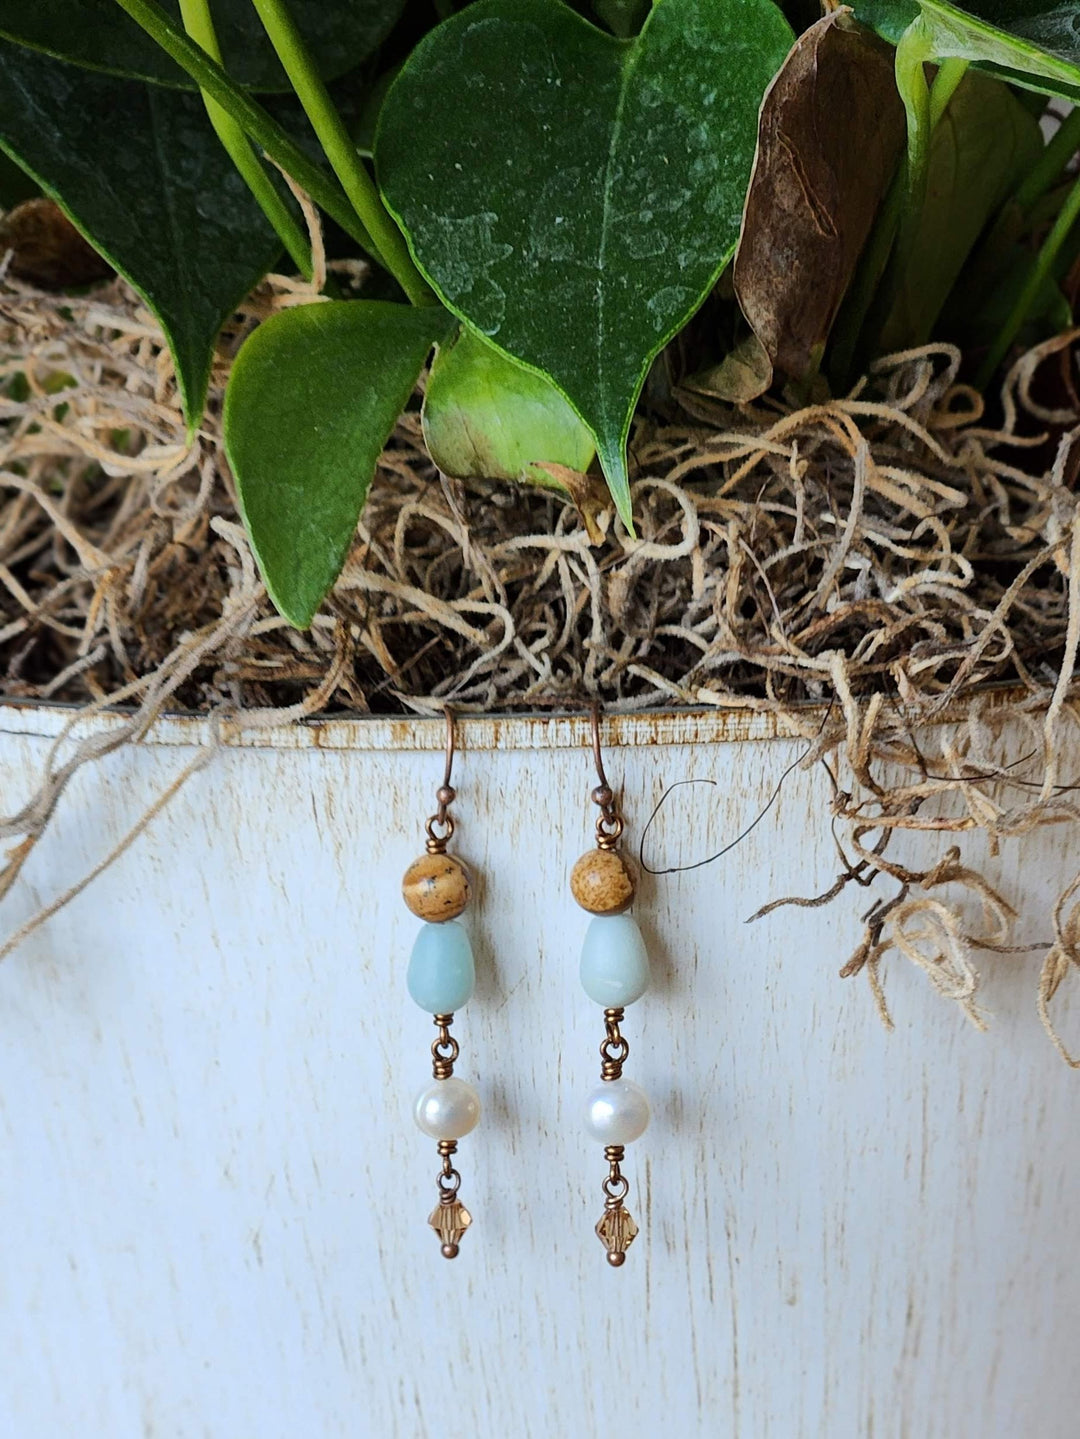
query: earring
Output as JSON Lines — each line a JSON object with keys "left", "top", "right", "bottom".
{"left": 570, "top": 703, "right": 651, "bottom": 1267}
{"left": 402, "top": 709, "right": 479, "bottom": 1259}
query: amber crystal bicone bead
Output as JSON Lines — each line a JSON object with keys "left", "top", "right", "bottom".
{"left": 596, "top": 1204, "right": 639, "bottom": 1265}
{"left": 429, "top": 1198, "right": 472, "bottom": 1258}
{"left": 570, "top": 847, "right": 636, "bottom": 915}
{"left": 402, "top": 852, "right": 472, "bottom": 922}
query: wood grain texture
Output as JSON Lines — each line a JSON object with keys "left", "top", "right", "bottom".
{"left": 0, "top": 708, "right": 1078, "bottom": 1437}
{"left": 0, "top": 683, "right": 1028, "bottom": 749}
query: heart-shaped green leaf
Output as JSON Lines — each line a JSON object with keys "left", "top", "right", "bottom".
{"left": 0, "top": 42, "right": 284, "bottom": 431}
{"left": 0, "top": 0, "right": 406, "bottom": 91}
{"left": 223, "top": 301, "right": 455, "bottom": 628}
{"left": 376, "top": 0, "right": 794, "bottom": 526}
{"left": 423, "top": 329, "right": 596, "bottom": 488}
{"left": 855, "top": 0, "right": 1080, "bottom": 101}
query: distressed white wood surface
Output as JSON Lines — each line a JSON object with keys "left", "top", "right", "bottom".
{"left": 0, "top": 704, "right": 1078, "bottom": 1438}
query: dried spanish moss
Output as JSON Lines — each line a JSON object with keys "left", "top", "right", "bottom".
{"left": 2, "top": 271, "right": 1080, "bottom": 1057}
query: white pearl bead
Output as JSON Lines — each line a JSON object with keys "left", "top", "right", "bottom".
{"left": 583, "top": 1078, "right": 650, "bottom": 1145}
{"left": 413, "top": 1077, "right": 481, "bottom": 1139}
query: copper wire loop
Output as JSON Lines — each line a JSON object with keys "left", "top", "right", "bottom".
{"left": 431, "top": 1014, "right": 459, "bottom": 1079}
{"left": 436, "top": 1137, "right": 462, "bottom": 1195}
{"left": 600, "top": 1053, "right": 627, "bottom": 1080}
{"left": 600, "top": 1007, "right": 628, "bottom": 1079}
{"left": 424, "top": 814, "right": 454, "bottom": 852}
{"left": 437, "top": 1167, "right": 462, "bottom": 1196}
{"left": 603, "top": 1146, "right": 629, "bottom": 1201}
{"left": 603, "top": 1174, "right": 630, "bottom": 1203}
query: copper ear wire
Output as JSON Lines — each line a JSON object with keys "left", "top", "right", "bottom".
{"left": 589, "top": 701, "right": 624, "bottom": 850}
{"left": 425, "top": 707, "right": 458, "bottom": 852}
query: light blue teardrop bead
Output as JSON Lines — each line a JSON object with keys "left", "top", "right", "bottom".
{"left": 580, "top": 913, "right": 650, "bottom": 1007}
{"left": 407, "top": 920, "right": 476, "bottom": 1014}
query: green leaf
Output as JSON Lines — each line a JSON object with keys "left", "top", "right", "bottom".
{"left": 930, "top": 1, "right": 1080, "bottom": 69}
{"left": 854, "top": 0, "right": 1080, "bottom": 100}
{"left": 423, "top": 329, "right": 596, "bottom": 487}
{"left": 0, "top": 0, "right": 406, "bottom": 92}
{"left": 975, "top": 60, "right": 1080, "bottom": 104}
{"left": 223, "top": 301, "right": 454, "bottom": 629}
{"left": 950, "top": 241, "right": 1071, "bottom": 347}
{"left": 0, "top": 149, "right": 38, "bottom": 208}
{"left": 878, "top": 70, "right": 1043, "bottom": 350}
{"left": 376, "top": 0, "right": 794, "bottom": 526}
{"left": 853, "top": 0, "right": 919, "bottom": 44}
{"left": 0, "top": 43, "right": 284, "bottom": 431}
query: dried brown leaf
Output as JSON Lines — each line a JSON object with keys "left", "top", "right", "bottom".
{"left": 734, "top": 9, "right": 905, "bottom": 382}
{"left": 684, "top": 330, "right": 774, "bottom": 404}
{"left": 530, "top": 461, "right": 610, "bottom": 545}
{"left": 0, "top": 198, "right": 112, "bottom": 290}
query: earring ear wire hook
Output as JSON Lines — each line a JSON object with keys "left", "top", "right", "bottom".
{"left": 590, "top": 700, "right": 613, "bottom": 808}
{"left": 441, "top": 705, "right": 456, "bottom": 801}
{"left": 588, "top": 700, "right": 623, "bottom": 848}
{"left": 426, "top": 707, "right": 457, "bottom": 848}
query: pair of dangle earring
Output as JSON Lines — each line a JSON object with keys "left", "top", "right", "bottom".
{"left": 400, "top": 705, "right": 652, "bottom": 1266}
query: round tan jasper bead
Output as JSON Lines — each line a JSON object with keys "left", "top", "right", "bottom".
{"left": 402, "top": 853, "right": 472, "bottom": 921}
{"left": 570, "top": 848, "right": 636, "bottom": 915}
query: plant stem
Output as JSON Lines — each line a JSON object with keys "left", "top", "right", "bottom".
{"left": 963, "top": 107, "right": 1080, "bottom": 314}
{"left": 829, "top": 36, "right": 953, "bottom": 388}
{"left": 1016, "top": 106, "right": 1080, "bottom": 214}
{"left": 828, "top": 165, "right": 903, "bottom": 388}
{"left": 248, "top": 0, "right": 433, "bottom": 307}
{"left": 112, "top": 0, "right": 380, "bottom": 260}
{"left": 977, "top": 168, "right": 1080, "bottom": 389}
{"left": 176, "top": 0, "right": 312, "bottom": 278}
{"left": 832, "top": 28, "right": 965, "bottom": 385}
{"left": 892, "top": 21, "right": 934, "bottom": 280}
{"left": 928, "top": 56, "right": 968, "bottom": 126}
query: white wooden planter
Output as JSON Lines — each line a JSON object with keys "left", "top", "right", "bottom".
{"left": 1, "top": 701, "right": 1078, "bottom": 1438}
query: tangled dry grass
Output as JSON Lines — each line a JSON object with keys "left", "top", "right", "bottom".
{"left": 2, "top": 267, "right": 1080, "bottom": 1056}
